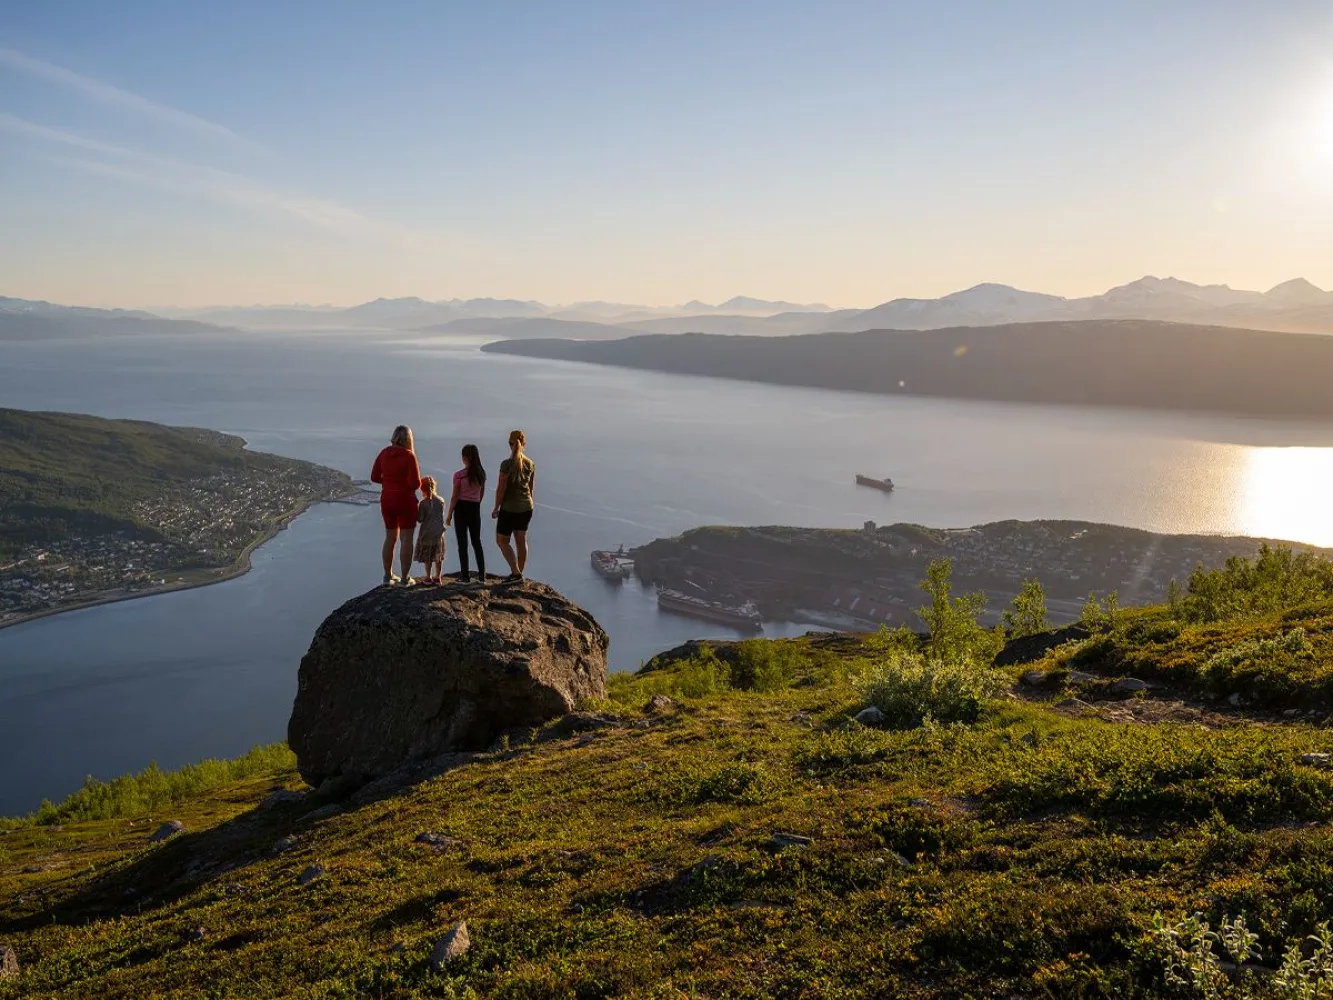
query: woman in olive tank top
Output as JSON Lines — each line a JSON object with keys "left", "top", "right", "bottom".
{"left": 492, "top": 429, "right": 535, "bottom": 581}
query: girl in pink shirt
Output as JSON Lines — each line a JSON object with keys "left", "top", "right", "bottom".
{"left": 445, "top": 444, "right": 487, "bottom": 581}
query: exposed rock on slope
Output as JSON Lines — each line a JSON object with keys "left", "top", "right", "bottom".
{"left": 288, "top": 580, "right": 608, "bottom": 784}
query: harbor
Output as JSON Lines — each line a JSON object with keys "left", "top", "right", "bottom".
{"left": 591, "top": 546, "right": 634, "bottom": 582}
{"left": 328, "top": 480, "right": 381, "bottom": 507}
{"left": 607, "top": 519, "right": 1333, "bottom": 635}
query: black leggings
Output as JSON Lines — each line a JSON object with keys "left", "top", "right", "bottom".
{"left": 453, "top": 500, "right": 485, "bottom": 577}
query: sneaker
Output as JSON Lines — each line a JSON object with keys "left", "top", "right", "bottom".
{"left": 383, "top": 573, "right": 398, "bottom": 586}
{"left": 474, "top": 572, "right": 487, "bottom": 583}
{"left": 504, "top": 572, "right": 523, "bottom": 582}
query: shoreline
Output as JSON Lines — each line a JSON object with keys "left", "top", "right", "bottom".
{"left": 0, "top": 489, "right": 354, "bottom": 633}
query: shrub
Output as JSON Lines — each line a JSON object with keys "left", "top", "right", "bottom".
{"left": 917, "top": 559, "right": 1004, "bottom": 665}
{"left": 1199, "top": 628, "right": 1316, "bottom": 699}
{"left": 731, "top": 639, "right": 801, "bottom": 692}
{"left": 1003, "top": 578, "right": 1049, "bottom": 637}
{"left": 1081, "top": 590, "right": 1121, "bottom": 632}
{"left": 694, "top": 763, "right": 770, "bottom": 805}
{"left": 1150, "top": 912, "right": 1333, "bottom": 999}
{"left": 628, "top": 644, "right": 733, "bottom": 701}
{"left": 1175, "top": 545, "right": 1333, "bottom": 625}
{"left": 1205, "top": 628, "right": 1314, "bottom": 674}
{"left": 861, "top": 651, "right": 1004, "bottom": 728}
{"left": 1273, "top": 922, "right": 1333, "bottom": 998}
{"left": 1151, "top": 911, "right": 1259, "bottom": 999}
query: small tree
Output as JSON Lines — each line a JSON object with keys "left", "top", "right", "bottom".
{"left": 1002, "top": 579, "right": 1048, "bottom": 637}
{"left": 917, "top": 559, "right": 1001, "bottom": 664}
{"left": 1167, "top": 579, "right": 1184, "bottom": 618}
{"left": 1080, "top": 592, "right": 1105, "bottom": 630}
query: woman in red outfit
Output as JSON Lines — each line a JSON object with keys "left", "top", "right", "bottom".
{"left": 370, "top": 425, "right": 422, "bottom": 585}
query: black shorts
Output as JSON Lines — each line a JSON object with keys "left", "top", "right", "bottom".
{"left": 496, "top": 508, "right": 533, "bottom": 537}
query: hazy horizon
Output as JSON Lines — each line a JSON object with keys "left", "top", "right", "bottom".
{"left": 7, "top": 273, "right": 1333, "bottom": 315}
{"left": 3, "top": 0, "right": 1333, "bottom": 308}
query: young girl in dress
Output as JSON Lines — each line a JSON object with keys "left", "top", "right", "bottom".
{"left": 414, "top": 476, "right": 447, "bottom": 584}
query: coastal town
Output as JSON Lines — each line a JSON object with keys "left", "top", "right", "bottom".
{"left": 0, "top": 465, "right": 353, "bottom": 626}
{"left": 628, "top": 519, "right": 1333, "bottom": 631}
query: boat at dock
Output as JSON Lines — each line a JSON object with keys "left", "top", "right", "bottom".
{"left": 855, "top": 474, "right": 895, "bottom": 492}
{"left": 591, "top": 546, "right": 633, "bottom": 581}
{"left": 657, "top": 588, "right": 763, "bottom": 631}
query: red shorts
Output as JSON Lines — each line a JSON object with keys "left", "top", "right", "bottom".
{"left": 380, "top": 491, "right": 418, "bottom": 530}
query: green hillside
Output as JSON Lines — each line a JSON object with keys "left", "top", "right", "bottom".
{"left": 4, "top": 552, "right": 1333, "bottom": 998}
{"left": 0, "top": 408, "right": 341, "bottom": 553}
{"left": 0, "top": 409, "right": 353, "bottom": 619}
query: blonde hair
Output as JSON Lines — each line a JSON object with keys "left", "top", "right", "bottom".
{"left": 420, "top": 475, "right": 437, "bottom": 496}
{"left": 391, "top": 425, "right": 414, "bottom": 450}
{"left": 508, "top": 429, "right": 529, "bottom": 471}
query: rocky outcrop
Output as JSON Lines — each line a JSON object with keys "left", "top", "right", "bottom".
{"left": 288, "top": 580, "right": 608, "bottom": 785}
{"left": 993, "top": 624, "right": 1090, "bottom": 667}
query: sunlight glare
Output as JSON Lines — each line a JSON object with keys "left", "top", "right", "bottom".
{"left": 1237, "top": 447, "right": 1333, "bottom": 548}
{"left": 1322, "top": 96, "right": 1333, "bottom": 160}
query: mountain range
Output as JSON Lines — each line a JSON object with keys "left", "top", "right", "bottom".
{"left": 147, "top": 295, "right": 836, "bottom": 331}
{"left": 0, "top": 297, "right": 225, "bottom": 340}
{"left": 5, "top": 276, "right": 1333, "bottom": 340}
{"left": 174, "top": 276, "right": 1333, "bottom": 337}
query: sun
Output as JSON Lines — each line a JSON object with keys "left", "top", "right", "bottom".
{"left": 1238, "top": 447, "right": 1333, "bottom": 548}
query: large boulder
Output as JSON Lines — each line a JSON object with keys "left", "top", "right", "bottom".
{"left": 288, "top": 580, "right": 608, "bottom": 785}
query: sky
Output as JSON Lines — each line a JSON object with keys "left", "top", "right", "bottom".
{"left": 2, "top": 0, "right": 1333, "bottom": 309}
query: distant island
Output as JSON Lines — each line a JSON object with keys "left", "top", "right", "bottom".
{"left": 0, "top": 408, "right": 354, "bottom": 627}
{"left": 482, "top": 319, "right": 1333, "bottom": 421}
{"left": 631, "top": 520, "right": 1333, "bottom": 629}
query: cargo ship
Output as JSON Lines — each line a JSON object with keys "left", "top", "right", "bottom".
{"left": 657, "top": 588, "right": 763, "bottom": 631}
{"left": 591, "top": 546, "right": 633, "bottom": 581}
{"left": 855, "top": 474, "right": 895, "bottom": 492}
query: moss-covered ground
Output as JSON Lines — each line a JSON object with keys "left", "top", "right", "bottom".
{"left": 5, "top": 615, "right": 1333, "bottom": 998}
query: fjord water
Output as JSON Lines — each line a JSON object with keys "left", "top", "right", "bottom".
{"left": 2, "top": 331, "right": 1333, "bottom": 815}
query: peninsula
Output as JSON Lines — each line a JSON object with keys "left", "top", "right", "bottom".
{"left": 0, "top": 408, "right": 354, "bottom": 627}
{"left": 481, "top": 318, "right": 1333, "bottom": 420}
{"left": 630, "top": 520, "right": 1333, "bottom": 629}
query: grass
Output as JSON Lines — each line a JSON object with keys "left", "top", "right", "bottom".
{"left": 5, "top": 617, "right": 1333, "bottom": 999}
{"left": 0, "top": 744, "right": 297, "bottom": 832}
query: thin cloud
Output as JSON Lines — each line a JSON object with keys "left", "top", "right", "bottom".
{"left": 0, "top": 111, "right": 143, "bottom": 158}
{"left": 3, "top": 114, "right": 427, "bottom": 249}
{"left": 0, "top": 46, "right": 254, "bottom": 149}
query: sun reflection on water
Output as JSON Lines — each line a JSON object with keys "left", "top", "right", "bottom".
{"left": 1238, "top": 447, "right": 1333, "bottom": 548}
